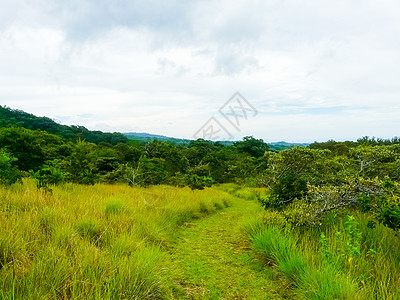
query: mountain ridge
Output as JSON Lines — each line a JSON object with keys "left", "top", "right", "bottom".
{"left": 0, "top": 105, "right": 308, "bottom": 150}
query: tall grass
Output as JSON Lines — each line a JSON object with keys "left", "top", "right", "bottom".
{"left": 218, "top": 183, "right": 269, "bottom": 201}
{"left": 246, "top": 209, "right": 400, "bottom": 299}
{"left": 0, "top": 179, "right": 232, "bottom": 299}
{"left": 247, "top": 222, "right": 360, "bottom": 299}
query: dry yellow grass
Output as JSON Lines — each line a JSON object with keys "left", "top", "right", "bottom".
{"left": 0, "top": 179, "right": 233, "bottom": 299}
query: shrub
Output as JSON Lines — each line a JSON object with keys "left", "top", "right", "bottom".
{"left": 32, "top": 165, "right": 65, "bottom": 189}
{"left": 257, "top": 193, "right": 281, "bottom": 209}
{"left": 259, "top": 172, "right": 308, "bottom": 210}
{"left": 377, "top": 201, "right": 400, "bottom": 231}
{"left": 357, "top": 194, "right": 372, "bottom": 212}
{"left": 185, "top": 175, "right": 214, "bottom": 190}
{"left": 273, "top": 172, "right": 308, "bottom": 203}
{"left": 0, "top": 150, "right": 22, "bottom": 186}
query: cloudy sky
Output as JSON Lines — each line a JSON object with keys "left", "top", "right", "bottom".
{"left": 1, "top": 0, "right": 400, "bottom": 142}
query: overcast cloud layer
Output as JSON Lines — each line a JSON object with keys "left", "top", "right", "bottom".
{"left": 1, "top": 0, "right": 400, "bottom": 142}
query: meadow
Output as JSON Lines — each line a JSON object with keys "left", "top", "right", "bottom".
{"left": 1, "top": 181, "right": 400, "bottom": 299}
{"left": 0, "top": 179, "right": 233, "bottom": 299}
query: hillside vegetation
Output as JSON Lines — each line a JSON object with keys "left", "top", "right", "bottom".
{"left": 0, "top": 105, "right": 127, "bottom": 144}
{"left": 2, "top": 106, "right": 400, "bottom": 299}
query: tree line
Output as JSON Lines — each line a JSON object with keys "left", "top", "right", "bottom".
{"left": 1, "top": 105, "right": 400, "bottom": 231}
{"left": 0, "top": 123, "right": 269, "bottom": 189}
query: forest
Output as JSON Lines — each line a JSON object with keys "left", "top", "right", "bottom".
{"left": 1, "top": 105, "right": 400, "bottom": 299}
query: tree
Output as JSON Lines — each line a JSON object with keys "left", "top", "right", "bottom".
{"left": 122, "top": 162, "right": 142, "bottom": 187}
{"left": 32, "top": 160, "right": 65, "bottom": 189}
{"left": 0, "top": 150, "right": 22, "bottom": 185}
{"left": 64, "top": 140, "right": 98, "bottom": 184}
{"left": 350, "top": 145, "right": 399, "bottom": 179}
{"left": 184, "top": 174, "right": 214, "bottom": 190}
{"left": 234, "top": 136, "right": 269, "bottom": 157}
{"left": 0, "top": 127, "right": 66, "bottom": 172}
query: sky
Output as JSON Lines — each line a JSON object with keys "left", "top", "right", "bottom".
{"left": 1, "top": 0, "right": 400, "bottom": 143}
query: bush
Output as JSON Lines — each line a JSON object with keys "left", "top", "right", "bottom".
{"left": 185, "top": 175, "right": 214, "bottom": 190}
{"left": 274, "top": 172, "right": 308, "bottom": 202}
{"left": 377, "top": 201, "right": 400, "bottom": 231}
{"left": 32, "top": 163, "right": 65, "bottom": 189}
{"left": 357, "top": 194, "right": 372, "bottom": 212}
{"left": 257, "top": 193, "right": 281, "bottom": 209}
{"left": 0, "top": 150, "right": 22, "bottom": 185}
{"left": 260, "top": 172, "right": 308, "bottom": 210}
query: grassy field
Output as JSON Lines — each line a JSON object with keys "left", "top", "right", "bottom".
{"left": 1, "top": 181, "right": 400, "bottom": 299}
{"left": 0, "top": 179, "right": 235, "bottom": 299}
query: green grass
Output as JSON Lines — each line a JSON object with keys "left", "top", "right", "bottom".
{"left": 0, "top": 179, "right": 236, "bottom": 299}
{"left": 218, "top": 183, "right": 269, "bottom": 201}
{"left": 247, "top": 222, "right": 360, "bottom": 299}
{"left": 0, "top": 180, "right": 295, "bottom": 299}
{"left": 104, "top": 198, "right": 124, "bottom": 215}
{"left": 167, "top": 193, "right": 296, "bottom": 299}
{"left": 3, "top": 181, "right": 398, "bottom": 299}
{"left": 246, "top": 208, "right": 400, "bottom": 299}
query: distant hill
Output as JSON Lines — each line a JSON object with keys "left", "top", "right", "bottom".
{"left": 125, "top": 132, "right": 238, "bottom": 146}
{"left": 124, "top": 132, "right": 307, "bottom": 150}
{"left": 268, "top": 141, "right": 310, "bottom": 151}
{"left": 0, "top": 105, "right": 127, "bottom": 144}
{"left": 0, "top": 105, "right": 308, "bottom": 149}
{"left": 124, "top": 132, "right": 192, "bottom": 144}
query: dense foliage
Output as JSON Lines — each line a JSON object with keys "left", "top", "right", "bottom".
{"left": 2, "top": 106, "right": 400, "bottom": 232}
{"left": 0, "top": 105, "right": 127, "bottom": 144}
{"left": 0, "top": 107, "right": 270, "bottom": 189}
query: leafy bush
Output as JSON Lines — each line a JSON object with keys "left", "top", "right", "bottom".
{"left": 273, "top": 172, "right": 308, "bottom": 202}
{"left": 0, "top": 150, "right": 22, "bottom": 185}
{"left": 257, "top": 193, "right": 281, "bottom": 209}
{"left": 344, "top": 215, "right": 362, "bottom": 257}
{"left": 357, "top": 194, "right": 372, "bottom": 212}
{"left": 32, "top": 162, "right": 65, "bottom": 189}
{"left": 259, "top": 172, "right": 308, "bottom": 210}
{"left": 185, "top": 175, "right": 214, "bottom": 190}
{"left": 377, "top": 201, "right": 400, "bottom": 231}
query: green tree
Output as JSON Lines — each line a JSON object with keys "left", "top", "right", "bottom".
{"left": 132, "top": 155, "right": 168, "bottom": 186}
{"left": 234, "top": 136, "right": 269, "bottom": 157}
{"left": 0, "top": 127, "right": 66, "bottom": 172}
{"left": 32, "top": 160, "right": 65, "bottom": 189}
{"left": 0, "top": 150, "right": 22, "bottom": 185}
{"left": 64, "top": 140, "right": 98, "bottom": 184}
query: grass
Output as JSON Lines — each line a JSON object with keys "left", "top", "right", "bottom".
{"left": 217, "top": 183, "right": 269, "bottom": 201}
{"left": 167, "top": 191, "right": 295, "bottom": 299}
{"left": 246, "top": 220, "right": 360, "bottom": 299}
{"left": 3, "top": 181, "right": 398, "bottom": 299}
{"left": 0, "top": 179, "right": 233, "bottom": 299}
{"left": 246, "top": 207, "right": 400, "bottom": 299}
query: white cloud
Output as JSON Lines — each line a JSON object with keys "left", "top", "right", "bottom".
{"left": 1, "top": 0, "right": 400, "bottom": 142}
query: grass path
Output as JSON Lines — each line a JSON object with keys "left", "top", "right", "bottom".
{"left": 168, "top": 195, "right": 295, "bottom": 299}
